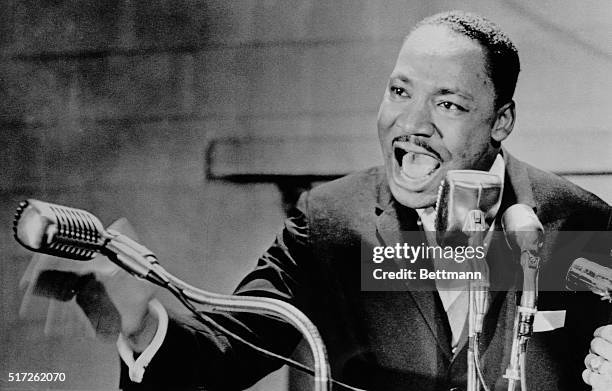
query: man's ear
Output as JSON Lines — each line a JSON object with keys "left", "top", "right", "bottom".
{"left": 491, "top": 100, "right": 516, "bottom": 143}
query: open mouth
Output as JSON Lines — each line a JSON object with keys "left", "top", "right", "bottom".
{"left": 394, "top": 145, "right": 441, "bottom": 180}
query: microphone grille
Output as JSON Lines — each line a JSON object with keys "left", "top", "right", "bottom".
{"left": 13, "top": 200, "right": 27, "bottom": 235}
{"left": 434, "top": 178, "right": 449, "bottom": 231}
{"left": 14, "top": 199, "right": 104, "bottom": 261}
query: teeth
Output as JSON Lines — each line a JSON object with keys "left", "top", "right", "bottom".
{"left": 401, "top": 152, "right": 439, "bottom": 179}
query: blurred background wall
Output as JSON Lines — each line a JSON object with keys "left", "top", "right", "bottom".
{"left": 0, "top": 0, "right": 610, "bottom": 390}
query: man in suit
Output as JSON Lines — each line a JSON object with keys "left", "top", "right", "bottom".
{"left": 60, "top": 11, "right": 612, "bottom": 390}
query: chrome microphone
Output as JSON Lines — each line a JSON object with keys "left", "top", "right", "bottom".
{"left": 501, "top": 204, "right": 544, "bottom": 391}
{"left": 566, "top": 257, "right": 612, "bottom": 302}
{"left": 502, "top": 204, "right": 544, "bottom": 310}
{"left": 501, "top": 204, "right": 544, "bottom": 254}
{"left": 13, "top": 199, "right": 164, "bottom": 282}
{"left": 14, "top": 199, "right": 105, "bottom": 261}
{"left": 435, "top": 169, "right": 503, "bottom": 243}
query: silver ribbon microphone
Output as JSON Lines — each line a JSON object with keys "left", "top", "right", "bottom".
{"left": 566, "top": 257, "right": 612, "bottom": 302}
{"left": 14, "top": 199, "right": 160, "bottom": 280}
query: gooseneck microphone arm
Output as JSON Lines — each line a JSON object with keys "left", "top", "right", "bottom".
{"left": 156, "top": 269, "right": 331, "bottom": 388}
{"left": 13, "top": 199, "right": 333, "bottom": 391}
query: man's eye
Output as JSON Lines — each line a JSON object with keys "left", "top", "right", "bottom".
{"left": 390, "top": 86, "right": 409, "bottom": 98}
{"left": 438, "top": 101, "right": 467, "bottom": 112}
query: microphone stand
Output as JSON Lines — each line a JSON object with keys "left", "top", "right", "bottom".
{"left": 463, "top": 210, "right": 489, "bottom": 391}
{"left": 504, "top": 249, "right": 540, "bottom": 391}
{"left": 164, "top": 271, "right": 331, "bottom": 390}
{"left": 146, "top": 263, "right": 332, "bottom": 391}
{"left": 501, "top": 204, "right": 543, "bottom": 391}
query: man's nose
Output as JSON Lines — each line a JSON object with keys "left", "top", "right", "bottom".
{"left": 394, "top": 101, "right": 435, "bottom": 137}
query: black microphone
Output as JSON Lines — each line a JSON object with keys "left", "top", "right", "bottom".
{"left": 566, "top": 257, "right": 612, "bottom": 302}
{"left": 13, "top": 199, "right": 165, "bottom": 283}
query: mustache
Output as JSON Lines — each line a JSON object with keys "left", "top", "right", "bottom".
{"left": 392, "top": 135, "right": 441, "bottom": 161}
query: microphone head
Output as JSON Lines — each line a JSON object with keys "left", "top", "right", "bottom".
{"left": 13, "top": 199, "right": 105, "bottom": 261}
{"left": 501, "top": 204, "right": 544, "bottom": 252}
{"left": 434, "top": 170, "right": 502, "bottom": 244}
{"left": 566, "top": 257, "right": 612, "bottom": 302}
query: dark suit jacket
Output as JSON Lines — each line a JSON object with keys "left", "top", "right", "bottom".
{"left": 121, "top": 152, "right": 612, "bottom": 391}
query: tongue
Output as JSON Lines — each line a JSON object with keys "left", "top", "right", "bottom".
{"left": 401, "top": 152, "right": 439, "bottom": 178}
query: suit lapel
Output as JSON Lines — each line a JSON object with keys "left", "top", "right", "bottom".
{"left": 375, "top": 189, "right": 453, "bottom": 360}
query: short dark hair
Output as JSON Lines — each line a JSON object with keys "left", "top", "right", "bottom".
{"left": 413, "top": 10, "right": 520, "bottom": 109}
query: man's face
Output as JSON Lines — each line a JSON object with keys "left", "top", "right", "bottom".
{"left": 378, "top": 25, "right": 504, "bottom": 208}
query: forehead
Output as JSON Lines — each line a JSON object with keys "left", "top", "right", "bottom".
{"left": 394, "top": 25, "right": 493, "bottom": 98}
{"left": 402, "top": 24, "right": 485, "bottom": 58}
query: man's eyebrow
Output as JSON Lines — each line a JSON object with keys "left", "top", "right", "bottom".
{"left": 389, "top": 74, "right": 412, "bottom": 84}
{"left": 436, "top": 88, "right": 474, "bottom": 101}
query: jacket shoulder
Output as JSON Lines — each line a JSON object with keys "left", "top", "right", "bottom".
{"left": 522, "top": 161, "right": 611, "bottom": 228}
{"left": 298, "top": 166, "right": 384, "bottom": 225}
{"left": 309, "top": 166, "right": 384, "bottom": 200}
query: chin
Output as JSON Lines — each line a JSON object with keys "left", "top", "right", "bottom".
{"left": 384, "top": 155, "right": 445, "bottom": 208}
{"left": 388, "top": 180, "right": 438, "bottom": 209}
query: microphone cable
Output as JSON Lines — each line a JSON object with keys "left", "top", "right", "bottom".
{"left": 473, "top": 334, "right": 491, "bottom": 391}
